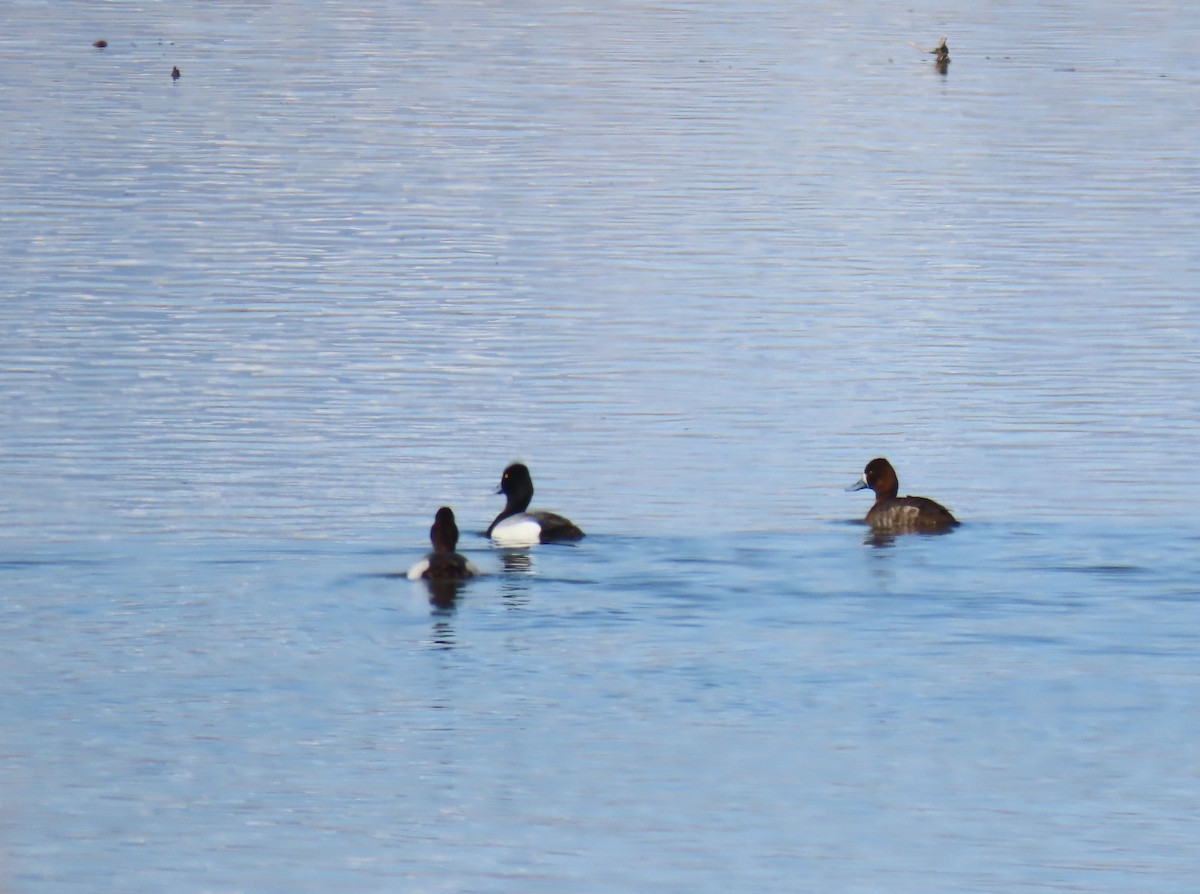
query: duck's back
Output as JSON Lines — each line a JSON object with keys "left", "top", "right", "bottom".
{"left": 408, "top": 551, "right": 478, "bottom": 581}
{"left": 529, "top": 510, "right": 585, "bottom": 543}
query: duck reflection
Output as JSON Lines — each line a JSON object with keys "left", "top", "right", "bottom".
{"left": 424, "top": 578, "right": 466, "bottom": 613}
{"left": 427, "top": 615, "right": 456, "bottom": 650}
{"left": 862, "top": 525, "right": 958, "bottom": 550}
{"left": 499, "top": 549, "right": 534, "bottom": 574}
{"left": 864, "top": 530, "right": 898, "bottom": 549}
{"left": 496, "top": 548, "right": 535, "bottom": 605}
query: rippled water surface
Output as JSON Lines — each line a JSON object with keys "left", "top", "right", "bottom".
{"left": 2, "top": 2, "right": 1199, "bottom": 891}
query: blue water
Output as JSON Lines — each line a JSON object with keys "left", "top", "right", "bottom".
{"left": 2, "top": 1, "right": 1200, "bottom": 891}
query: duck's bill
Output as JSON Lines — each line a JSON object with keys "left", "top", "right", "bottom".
{"left": 846, "top": 476, "right": 869, "bottom": 492}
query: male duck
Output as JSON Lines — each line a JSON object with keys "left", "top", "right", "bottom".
{"left": 486, "top": 463, "right": 584, "bottom": 546}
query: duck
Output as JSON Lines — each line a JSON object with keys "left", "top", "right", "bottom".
{"left": 407, "top": 507, "right": 480, "bottom": 580}
{"left": 486, "top": 463, "right": 584, "bottom": 546}
{"left": 848, "top": 457, "right": 958, "bottom": 532}
{"left": 933, "top": 36, "right": 950, "bottom": 71}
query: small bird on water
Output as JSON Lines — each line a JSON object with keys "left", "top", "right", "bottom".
{"left": 933, "top": 37, "right": 950, "bottom": 72}
{"left": 910, "top": 36, "right": 950, "bottom": 73}
{"left": 848, "top": 457, "right": 959, "bottom": 533}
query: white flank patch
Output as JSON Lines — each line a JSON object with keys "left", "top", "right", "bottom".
{"left": 490, "top": 515, "right": 542, "bottom": 547}
{"left": 406, "top": 558, "right": 430, "bottom": 580}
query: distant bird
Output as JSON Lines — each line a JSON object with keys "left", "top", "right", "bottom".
{"left": 171, "top": 66, "right": 180, "bottom": 81}
{"left": 93, "top": 39, "right": 107, "bottom": 49}
{"left": 848, "top": 457, "right": 959, "bottom": 533}
{"left": 933, "top": 37, "right": 950, "bottom": 73}
{"left": 486, "top": 463, "right": 584, "bottom": 546}
{"left": 407, "top": 507, "right": 480, "bottom": 581}
{"left": 910, "top": 36, "right": 950, "bottom": 73}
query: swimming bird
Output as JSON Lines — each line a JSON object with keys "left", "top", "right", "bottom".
{"left": 933, "top": 37, "right": 950, "bottom": 71}
{"left": 486, "top": 463, "right": 584, "bottom": 546}
{"left": 848, "top": 457, "right": 958, "bottom": 532}
{"left": 910, "top": 36, "right": 950, "bottom": 73}
{"left": 407, "top": 507, "right": 480, "bottom": 580}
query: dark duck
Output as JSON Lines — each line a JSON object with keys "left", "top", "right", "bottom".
{"left": 848, "top": 457, "right": 958, "bottom": 533}
{"left": 408, "top": 507, "right": 479, "bottom": 580}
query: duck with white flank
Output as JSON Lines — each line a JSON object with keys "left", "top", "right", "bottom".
{"left": 408, "top": 507, "right": 480, "bottom": 580}
{"left": 486, "top": 463, "right": 584, "bottom": 547}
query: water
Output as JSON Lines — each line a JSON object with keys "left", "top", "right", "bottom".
{"left": 2, "top": 1, "right": 1200, "bottom": 891}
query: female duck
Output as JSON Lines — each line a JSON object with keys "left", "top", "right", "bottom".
{"left": 486, "top": 463, "right": 585, "bottom": 546}
{"left": 407, "top": 507, "right": 480, "bottom": 580}
{"left": 848, "top": 457, "right": 958, "bottom": 533}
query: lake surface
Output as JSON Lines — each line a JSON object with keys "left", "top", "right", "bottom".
{"left": 2, "top": 1, "right": 1199, "bottom": 891}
